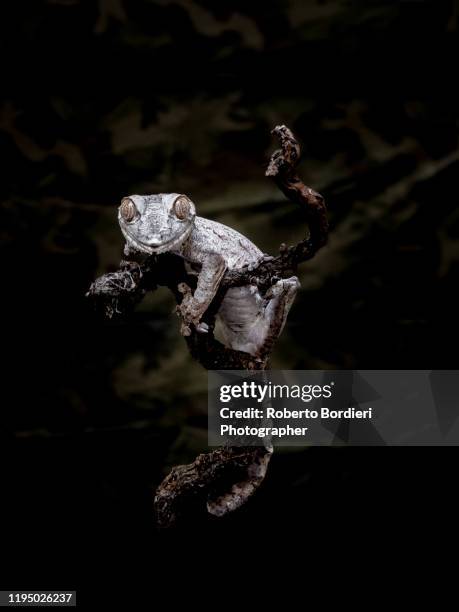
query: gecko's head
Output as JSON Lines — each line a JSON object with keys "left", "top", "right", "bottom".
{"left": 118, "top": 193, "right": 196, "bottom": 255}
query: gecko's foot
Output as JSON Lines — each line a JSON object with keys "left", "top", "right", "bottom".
{"left": 265, "top": 276, "right": 300, "bottom": 300}
{"left": 176, "top": 288, "right": 208, "bottom": 335}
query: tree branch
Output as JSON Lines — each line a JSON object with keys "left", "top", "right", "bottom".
{"left": 86, "top": 125, "right": 328, "bottom": 527}
{"left": 223, "top": 125, "right": 328, "bottom": 292}
{"left": 154, "top": 445, "right": 272, "bottom": 528}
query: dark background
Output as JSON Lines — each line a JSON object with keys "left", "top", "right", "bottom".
{"left": 1, "top": 0, "right": 458, "bottom": 594}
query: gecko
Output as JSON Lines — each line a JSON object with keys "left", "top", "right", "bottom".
{"left": 118, "top": 192, "right": 299, "bottom": 360}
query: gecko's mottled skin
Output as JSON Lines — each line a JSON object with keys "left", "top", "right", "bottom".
{"left": 118, "top": 193, "right": 299, "bottom": 359}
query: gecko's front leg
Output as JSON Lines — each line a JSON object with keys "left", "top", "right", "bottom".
{"left": 177, "top": 252, "right": 227, "bottom": 335}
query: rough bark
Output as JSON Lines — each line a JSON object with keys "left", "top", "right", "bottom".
{"left": 154, "top": 445, "right": 272, "bottom": 528}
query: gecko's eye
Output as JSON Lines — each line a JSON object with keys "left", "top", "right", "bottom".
{"left": 173, "top": 195, "right": 191, "bottom": 220}
{"left": 120, "top": 198, "right": 138, "bottom": 223}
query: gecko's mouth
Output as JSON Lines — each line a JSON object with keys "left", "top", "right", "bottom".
{"left": 121, "top": 225, "right": 193, "bottom": 255}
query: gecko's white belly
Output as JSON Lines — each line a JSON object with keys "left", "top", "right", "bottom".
{"left": 215, "top": 276, "right": 300, "bottom": 356}
{"left": 218, "top": 286, "right": 264, "bottom": 329}
{"left": 215, "top": 285, "right": 266, "bottom": 354}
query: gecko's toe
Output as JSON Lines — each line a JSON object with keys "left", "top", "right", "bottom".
{"left": 196, "top": 322, "right": 209, "bottom": 334}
